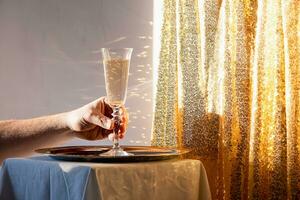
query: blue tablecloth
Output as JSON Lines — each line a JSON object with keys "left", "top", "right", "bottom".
{"left": 0, "top": 157, "right": 98, "bottom": 200}
{"left": 0, "top": 157, "right": 211, "bottom": 200}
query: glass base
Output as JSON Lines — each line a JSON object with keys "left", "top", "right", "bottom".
{"left": 101, "top": 147, "right": 133, "bottom": 157}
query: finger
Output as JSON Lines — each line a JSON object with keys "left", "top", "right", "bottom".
{"left": 120, "top": 113, "right": 128, "bottom": 130}
{"left": 93, "top": 97, "right": 113, "bottom": 118}
{"left": 103, "top": 99, "right": 113, "bottom": 117}
{"left": 123, "top": 117, "right": 128, "bottom": 130}
{"left": 108, "top": 133, "right": 115, "bottom": 141}
{"left": 119, "top": 123, "right": 127, "bottom": 135}
{"left": 93, "top": 126, "right": 106, "bottom": 140}
{"left": 120, "top": 106, "right": 128, "bottom": 118}
{"left": 118, "top": 124, "right": 126, "bottom": 140}
{"left": 76, "top": 126, "right": 100, "bottom": 141}
{"left": 86, "top": 112, "right": 114, "bottom": 130}
{"left": 99, "top": 128, "right": 113, "bottom": 139}
{"left": 91, "top": 97, "right": 106, "bottom": 113}
{"left": 118, "top": 134, "right": 124, "bottom": 139}
{"left": 121, "top": 113, "right": 128, "bottom": 123}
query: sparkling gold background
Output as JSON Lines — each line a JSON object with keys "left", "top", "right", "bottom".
{"left": 151, "top": 0, "right": 300, "bottom": 199}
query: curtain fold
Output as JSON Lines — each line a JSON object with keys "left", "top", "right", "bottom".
{"left": 151, "top": 0, "right": 300, "bottom": 199}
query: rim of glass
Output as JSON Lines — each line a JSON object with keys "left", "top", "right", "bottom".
{"left": 101, "top": 48, "right": 133, "bottom": 51}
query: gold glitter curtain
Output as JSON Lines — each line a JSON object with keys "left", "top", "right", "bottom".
{"left": 151, "top": 0, "right": 300, "bottom": 199}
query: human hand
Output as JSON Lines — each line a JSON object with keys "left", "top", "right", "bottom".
{"left": 66, "top": 97, "right": 128, "bottom": 140}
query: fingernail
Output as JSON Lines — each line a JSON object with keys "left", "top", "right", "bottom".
{"left": 108, "top": 133, "right": 114, "bottom": 141}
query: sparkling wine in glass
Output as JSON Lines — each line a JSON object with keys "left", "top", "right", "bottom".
{"left": 101, "top": 48, "right": 133, "bottom": 156}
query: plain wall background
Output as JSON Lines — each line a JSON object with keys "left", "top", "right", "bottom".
{"left": 0, "top": 0, "right": 153, "bottom": 146}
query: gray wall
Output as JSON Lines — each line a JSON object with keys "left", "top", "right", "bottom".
{"left": 0, "top": 0, "right": 153, "bottom": 146}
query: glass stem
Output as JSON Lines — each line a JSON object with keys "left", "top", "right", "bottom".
{"left": 112, "top": 106, "right": 121, "bottom": 149}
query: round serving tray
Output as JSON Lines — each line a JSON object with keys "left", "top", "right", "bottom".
{"left": 35, "top": 146, "right": 190, "bottom": 163}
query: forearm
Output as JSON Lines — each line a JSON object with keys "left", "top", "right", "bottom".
{"left": 0, "top": 113, "right": 73, "bottom": 162}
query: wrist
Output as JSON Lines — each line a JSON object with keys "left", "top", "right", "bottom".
{"left": 65, "top": 110, "right": 77, "bottom": 132}
{"left": 58, "top": 112, "right": 73, "bottom": 133}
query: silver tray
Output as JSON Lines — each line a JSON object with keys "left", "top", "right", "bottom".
{"left": 35, "top": 146, "right": 190, "bottom": 162}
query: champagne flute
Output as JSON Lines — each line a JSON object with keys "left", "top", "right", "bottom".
{"left": 101, "top": 48, "right": 133, "bottom": 156}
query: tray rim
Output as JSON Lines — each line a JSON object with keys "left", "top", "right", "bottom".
{"left": 35, "top": 145, "right": 190, "bottom": 162}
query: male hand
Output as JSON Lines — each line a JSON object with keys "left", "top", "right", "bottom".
{"left": 66, "top": 97, "right": 128, "bottom": 140}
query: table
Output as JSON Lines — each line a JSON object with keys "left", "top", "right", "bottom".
{"left": 0, "top": 157, "right": 211, "bottom": 200}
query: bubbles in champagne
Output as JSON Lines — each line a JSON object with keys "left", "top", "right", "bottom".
{"left": 103, "top": 59, "right": 130, "bottom": 106}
